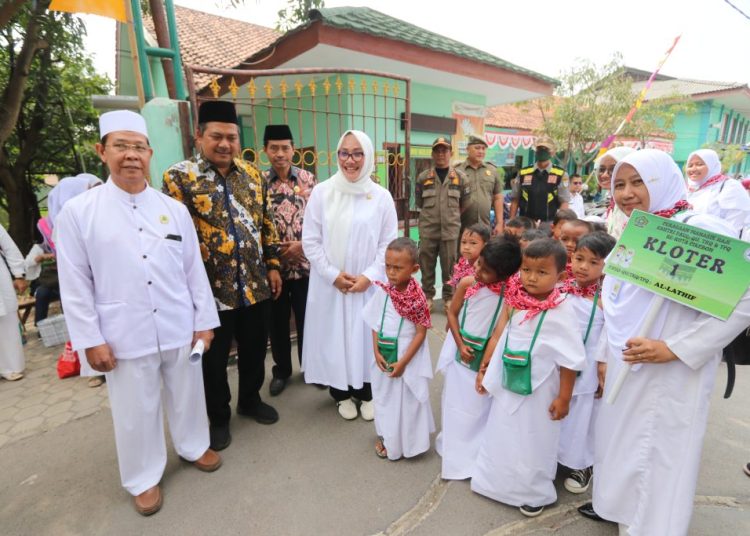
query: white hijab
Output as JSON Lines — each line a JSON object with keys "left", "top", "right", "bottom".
{"left": 595, "top": 146, "right": 636, "bottom": 178}
{"left": 604, "top": 150, "right": 688, "bottom": 361}
{"left": 686, "top": 148, "right": 722, "bottom": 189}
{"left": 325, "top": 130, "right": 375, "bottom": 270}
{"left": 47, "top": 174, "right": 103, "bottom": 226}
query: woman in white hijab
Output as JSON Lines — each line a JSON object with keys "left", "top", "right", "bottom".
{"left": 595, "top": 146, "right": 635, "bottom": 238}
{"left": 302, "top": 130, "right": 398, "bottom": 420}
{"left": 685, "top": 148, "right": 750, "bottom": 234}
{"left": 581, "top": 149, "right": 749, "bottom": 535}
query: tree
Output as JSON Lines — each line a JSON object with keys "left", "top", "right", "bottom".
{"left": 703, "top": 142, "right": 746, "bottom": 173}
{"left": 526, "top": 56, "right": 692, "bottom": 174}
{"left": 1, "top": 2, "right": 110, "bottom": 251}
{"left": 276, "top": 0, "right": 325, "bottom": 32}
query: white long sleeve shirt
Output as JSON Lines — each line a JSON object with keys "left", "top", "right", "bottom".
{"left": 55, "top": 179, "right": 219, "bottom": 359}
{"left": 0, "top": 225, "right": 25, "bottom": 317}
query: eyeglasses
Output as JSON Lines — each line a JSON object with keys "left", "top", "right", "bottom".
{"left": 597, "top": 165, "right": 616, "bottom": 175}
{"left": 338, "top": 150, "right": 365, "bottom": 162}
{"left": 108, "top": 142, "right": 150, "bottom": 154}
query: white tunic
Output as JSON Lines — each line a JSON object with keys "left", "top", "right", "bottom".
{"left": 55, "top": 179, "right": 219, "bottom": 358}
{"left": 558, "top": 294, "right": 604, "bottom": 470}
{"left": 362, "top": 286, "right": 434, "bottom": 460}
{"left": 687, "top": 179, "right": 750, "bottom": 235}
{"left": 0, "top": 225, "right": 24, "bottom": 317}
{"left": 435, "top": 286, "right": 502, "bottom": 480}
{"left": 0, "top": 226, "right": 25, "bottom": 374}
{"left": 471, "top": 298, "right": 585, "bottom": 507}
{"left": 301, "top": 180, "right": 397, "bottom": 390}
{"left": 593, "top": 277, "right": 749, "bottom": 536}
{"left": 570, "top": 192, "right": 585, "bottom": 218}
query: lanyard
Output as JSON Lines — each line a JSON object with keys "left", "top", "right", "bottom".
{"left": 460, "top": 284, "right": 504, "bottom": 340}
{"left": 379, "top": 295, "right": 404, "bottom": 338}
{"left": 504, "top": 308, "right": 548, "bottom": 354}
{"left": 582, "top": 290, "right": 600, "bottom": 344}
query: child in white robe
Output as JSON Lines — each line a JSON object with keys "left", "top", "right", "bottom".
{"left": 471, "top": 238, "right": 586, "bottom": 517}
{"left": 557, "top": 232, "right": 616, "bottom": 494}
{"left": 435, "top": 236, "right": 522, "bottom": 480}
{"left": 362, "top": 238, "right": 434, "bottom": 460}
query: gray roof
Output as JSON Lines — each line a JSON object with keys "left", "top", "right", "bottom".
{"left": 633, "top": 78, "right": 748, "bottom": 100}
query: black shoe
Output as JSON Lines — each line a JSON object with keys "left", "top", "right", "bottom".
{"left": 578, "top": 502, "right": 608, "bottom": 522}
{"left": 209, "top": 425, "right": 232, "bottom": 451}
{"left": 237, "top": 401, "right": 279, "bottom": 424}
{"left": 269, "top": 377, "right": 288, "bottom": 397}
{"left": 519, "top": 504, "right": 544, "bottom": 517}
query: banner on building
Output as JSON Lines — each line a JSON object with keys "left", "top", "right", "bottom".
{"left": 49, "top": 0, "right": 128, "bottom": 22}
{"left": 452, "top": 102, "right": 486, "bottom": 158}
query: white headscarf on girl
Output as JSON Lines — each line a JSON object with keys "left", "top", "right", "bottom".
{"left": 324, "top": 130, "right": 375, "bottom": 270}
{"left": 47, "top": 174, "right": 103, "bottom": 226}
{"left": 686, "top": 148, "right": 722, "bottom": 190}
{"left": 611, "top": 149, "right": 687, "bottom": 212}
{"left": 604, "top": 149, "right": 688, "bottom": 370}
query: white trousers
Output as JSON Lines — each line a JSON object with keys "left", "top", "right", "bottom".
{"left": 0, "top": 312, "right": 24, "bottom": 375}
{"left": 105, "top": 345, "right": 210, "bottom": 496}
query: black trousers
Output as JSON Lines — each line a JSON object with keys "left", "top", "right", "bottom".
{"left": 269, "top": 277, "right": 309, "bottom": 379}
{"left": 330, "top": 383, "right": 372, "bottom": 402}
{"left": 202, "top": 301, "right": 270, "bottom": 427}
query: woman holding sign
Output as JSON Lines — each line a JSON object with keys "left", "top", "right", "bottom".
{"left": 580, "top": 149, "right": 749, "bottom": 535}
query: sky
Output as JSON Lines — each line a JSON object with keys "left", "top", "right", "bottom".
{"left": 81, "top": 0, "right": 750, "bottom": 89}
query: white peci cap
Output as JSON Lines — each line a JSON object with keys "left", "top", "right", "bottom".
{"left": 99, "top": 110, "right": 149, "bottom": 139}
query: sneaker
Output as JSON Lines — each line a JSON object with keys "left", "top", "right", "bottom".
{"left": 564, "top": 466, "right": 593, "bottom": 494}
{"left": 519, "top": 504, "right": 544, "bottom": 517}
{"left": 744, "top": 462, "right": 750, "bottom": 477}
{"left": 359, "top": 400, "right": 375, "bottom": 421}
{"left": 336, "top": 398, "right": 358, "bottom": 420}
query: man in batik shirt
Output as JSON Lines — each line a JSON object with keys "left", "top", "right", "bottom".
{"left": 262, "top": 125, "right": 317, "bottom": 397}
{"left": 163, "top": 101, "right": 281, "bottom": 451}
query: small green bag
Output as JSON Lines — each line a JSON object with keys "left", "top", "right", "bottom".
{"left": 501, "top": 309, "right": 547, "bottom": 396}
{"left": 455, "top": 289, "right": 504, "bottom": 372}
{"left": 377, "top": 295, "right": 404, "bottom": 372}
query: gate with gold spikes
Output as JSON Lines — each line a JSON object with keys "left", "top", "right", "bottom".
{"left": 185, "top": 65, "right": 413, "bottom": 232}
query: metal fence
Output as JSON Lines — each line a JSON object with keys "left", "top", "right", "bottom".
{"left": 185, "top": 65, "right": 413, "bottom": 230}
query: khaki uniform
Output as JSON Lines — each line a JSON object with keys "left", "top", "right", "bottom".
{"left": 415, "top": 166, "right": 469, "bottom": 300}
{"left": 455, "top": 159, "right": 502, "bottom": 229}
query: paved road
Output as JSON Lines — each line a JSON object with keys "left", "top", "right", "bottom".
{"left": 1, "top": 309, "right": 748, "bottom": 535}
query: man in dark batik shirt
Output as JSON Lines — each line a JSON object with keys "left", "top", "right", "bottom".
{"left": 262, "top": 125, "right": 317, "bottom": 397}
{"left": 163, "top": 101, "right": 281, "bottom": 451}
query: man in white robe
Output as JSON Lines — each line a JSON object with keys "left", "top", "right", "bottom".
{"left": 56, "top": 110, "right": 221, "bottom": 516}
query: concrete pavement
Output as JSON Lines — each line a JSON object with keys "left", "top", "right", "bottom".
{"left": 0, "top": 308, "right": 748, "bottom": 535}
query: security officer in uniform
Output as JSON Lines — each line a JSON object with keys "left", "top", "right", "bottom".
{"left": 455, "top": 135, "right": 504, "bottom": 235}
{"left": 510, "top": 137, "right": 570, "bottom": 222}
{"left": 415, "top": 137, "right": 469, "bottom": 310}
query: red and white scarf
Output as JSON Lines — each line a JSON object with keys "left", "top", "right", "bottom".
{"left": 448, "top": 256, "right": 475, "bottom": 287}
{"left": 688, "top": 174, "right": 726, "bottom": 193}
{"left": 561, "top": 278, "right": 599, "bottom": 299}
{"left": 504, "top": 273, "right": 565, "bottom": 324}
{"left": 374, "top": 278, "right": 432, "bottom": 328}
{"left": 652, "top": 199, "right": 691, "bottom": 219}
{"left": 464, "top": 279, "right": 505, "bottom": 300}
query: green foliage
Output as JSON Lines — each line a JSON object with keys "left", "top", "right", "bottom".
{"left": 702, "top": 142, "right": 747, "bottom": 173}
{"left": 276, "top": 0, "right": 324, "bottom": 32}
{"left": 528, "top": 56, "right": 693, "bottom": 173}
{"left": 0, "top": 4, "right": 110, "bottom": 247}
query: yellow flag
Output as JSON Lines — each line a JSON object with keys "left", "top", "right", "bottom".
{"left": 49, "top": 0, "right": 128, "bottom": 22}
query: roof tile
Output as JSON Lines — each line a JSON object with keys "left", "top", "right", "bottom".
{"left": 142, "top": 5, "right": 279, "bottom": 89}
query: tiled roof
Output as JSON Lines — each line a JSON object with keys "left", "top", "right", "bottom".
{"left": 143, "top": 5, "right": 279, "bottom": 89}
{"left": 633, "top": 78, "right": 748, "bottom": 100}
{"left": 486, "top": 98, "right": 560, "bottom": 130}
{"left": 307, "top": 7, "right": 557, "bottom": 85}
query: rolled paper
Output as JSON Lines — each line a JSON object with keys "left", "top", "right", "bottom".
{"left": 189, "top": 339, "right": 205, "bottom": 364}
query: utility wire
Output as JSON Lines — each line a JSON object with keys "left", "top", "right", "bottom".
{"left": 723, "top": 0, "right": 750, "bottom": 21}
